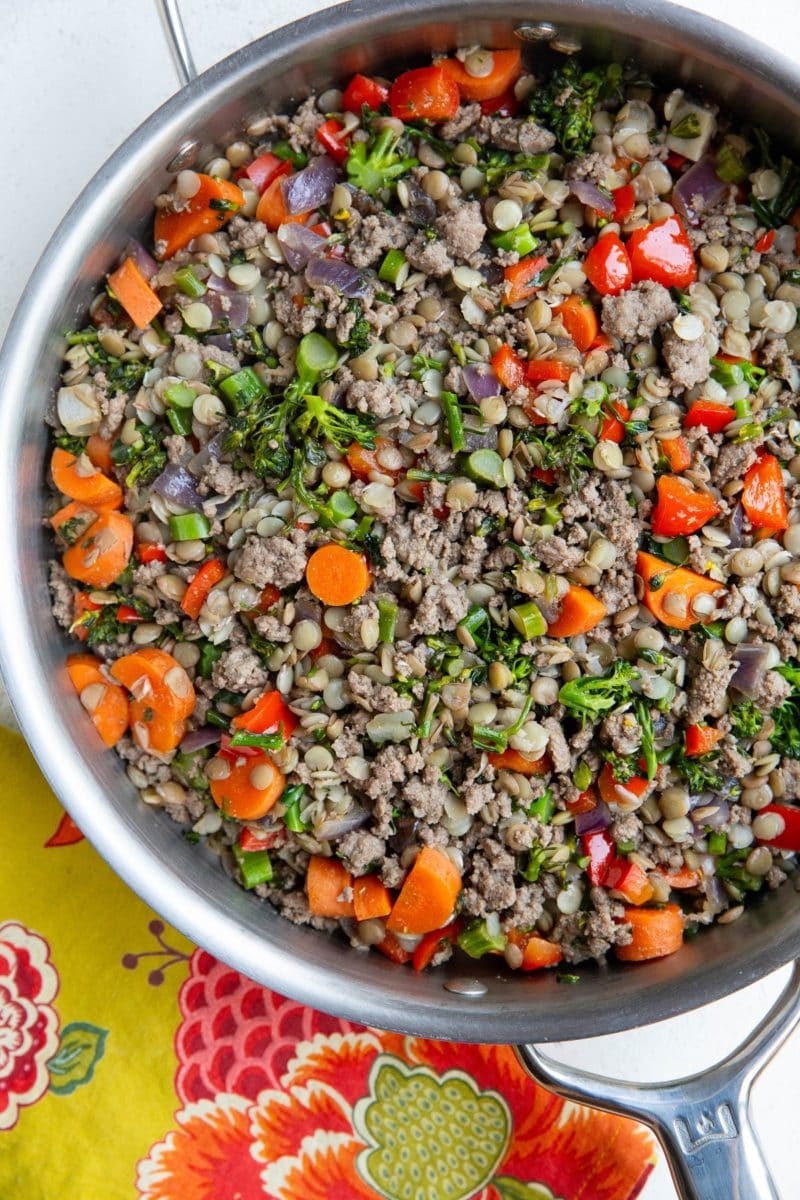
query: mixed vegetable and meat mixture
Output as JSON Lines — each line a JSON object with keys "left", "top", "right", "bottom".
{"left": 46, "top": 47, "right": 800, "bottom": 974}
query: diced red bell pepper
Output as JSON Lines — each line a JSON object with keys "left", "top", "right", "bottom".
{"left": 507, "top": 930, "right": 563, "bottom": 971}
{"left": 599, "top": 401, "right": 631, "bottom": 443}
{"left": 72, "top": 591, "right": 102, "bottom": 641}
{"left": 259, "top": 584, "right": 281, "bottom": 612}
{"left": 627, "top": 215, "right": 697, "bottom": 289}
{"left": 685, "top": 724, "right": 725, "bottom": 757}
{"left": 661, "top": 435, "right": 692, "bottom": 473}
{"left": 583, "top": 232, "right": 633, "bottom": 296}
{"left": 650, "top": 474, "right": 720, "bottom": 537}
{"left": 741, "top": 452, "right": 788, "bottom": 532}
{"left": 526, "top": 359, "right": 572, "bottom": 385}
{"left": 588, "top": 331, "right": 614, "bottom": 354}
{"left": 341, "top": 73, "right": 390, "bottom": 114}
{"left": 376, "top": 931, "right": 413, "bottom": 964}
{"left": 567, "top": 787, "right": 598, "bottom": 816}
{"left": 491, "top": 344, "right": 527, "bottom": 391}
{"left": 412, "top": 920, "right": 462, "bottom": 971}
{"left": 309, "top": 636, "right": 337, "bottom": 662}
{"left": 389, "top": 66, "right": 460, "bottom": 122}
{"left": 316, "top": 118, "right": 351, "bottom": 164}
{"left": 604, "top": 858, "right": 654, "bottom": 905}
{"left": 244, "top": 153, "right": 292, "bottom": 195}
{"left": 232, "top": 690, "right": 298, "bottom": 738}
{"left": 597, "top": 762, "right": 649, "bottom": 808}
{"left": 239, "top": 827, "right": 286, "bottom": 852}
{"left": 116, "top": 605, "right": 143, "bottom": 624}
{"left": 612, "top": 183, "right": 636, "bottom": 223}
{"left": 346, "top": 438, "right": 402, "bottom": 482}
{"left": 138, "top": 542, "right": 168, "bottom": 564}
{"left": 532, "top": 467, "right": 555, "bottom": 486}
{"left": 503, "top": 254, "right": 549, "bottom": 305}
{"left": 683, "top": 399, "right": 736, "bottom": 434}
{"left": 480, "top": 88, "right": 520, "bottom": 118}
{"left": 754, "top": 805, "right": 800, "bottom": 851}
{"left": 666, "top": 150, "right": 689, "bottom": 172}
{"left": 181, "top": 558, "right": 227, "bottom": 621}
{"left": 581, "top": 829, "right": 616, "bottom": 886}
{"left": 755, "top": 229, "right": 775, "bottom": 254}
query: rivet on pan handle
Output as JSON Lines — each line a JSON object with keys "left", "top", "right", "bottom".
{"left": 517, "top": 961, "right": 800, "bottom": 1200}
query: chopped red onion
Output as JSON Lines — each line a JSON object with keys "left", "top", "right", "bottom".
{"left": 306, "top": 255, "right": 368, "bottom": 298}
{"left": 180, "top": 727, "right": 222, "bottom": 753}
{"left": 463, "top": 363, "right": 501, "bottom": 402}
{"left": 730, "top": 644, "right": 772, "bottom": 697}
{"left": 278, "top": 222, "right": 329, "bottom": 271}
{"left": 206, "top": 333, "right": 234, "bottom": 352}
{"left": 728, "top": 501, "right": 745, "bottom": 549}
{"left": 206, "top": 289, "right": 250, "bottom": 329}
{"left": 402, "top": 182, "right": 437, "bottom": 227}
{"left": 575, "top": 801, "right": 611, "bottom": 836}
{"left": 122, "top": 238, "right": 158, "bottom": 281}
{"left": 151, "top": 463, "right": 203, "bottom": 511}
{"left": 464, "top": 426, "right": 498, "bottom": 452}
{"left": 672, "top": 159, "right": 728, "bottom": 226}
{"left": 570, "top": 179, "right": 615, "bottom": 216}
{"left": 207, "top": 432, "right": 226, "bottom": 460}
{"left": 207, "top": 273, "right": 235, "bottom": 294}
{"left": 283, "top": 155, "right": 338, "bottom": 216}
{"left": 315, "top": 806, "right": 370, "bottom": 841}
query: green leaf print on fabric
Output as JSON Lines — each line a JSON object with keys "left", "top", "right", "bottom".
{"left": 48, "top": 1022, "right": 108, "bottom": 1096}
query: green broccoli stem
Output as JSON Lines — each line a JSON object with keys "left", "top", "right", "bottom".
{"left": 441, "top": 390, "right": 466, "bottom": 453}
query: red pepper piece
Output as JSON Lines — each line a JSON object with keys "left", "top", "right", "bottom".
{"left": 526, "top": 359, "right": 572, "bottom": 385}
{"left": 661, "top": 435, "right": 692, "bottom": 473}
{"left": 239, "top": 827, "right": 287, "bottom": 852}
{"left": 754, "top": 229, "right": 775, "bottom": 253}
{"left": 503, "top": 254, "right": 550, "bottom": 305}
{"left": 375, "top": 932, "right": 413, "bottom": 964}
{"left": 316, "top": 118, "right": 351, "bottom": 164}
{"left": 584, "top": 232, "right": 633, "bottom": 295}
{"left": 683, "top": 399, "right": 736, "bottom": 434}
{"left": 479, "top": 88, "right": 520, "bottom": 117}
{"left": 612, "top": 183, "right": 636, "bottom": 222}
{"left": 232, "top": 690, "right": 298, "bottom": 739}
{"left": 532, "top": 467, "right": 555, "bottom": 486}
{"left": 665, "top": 150, "right": 689, "bottom": 171}
{"left": 181, "top": 558, "right": 227, "bottom": 621}
{"left": 567, "top": 787, "right": 598, "bottom": 816}
{"left": 506, "top": 929, "right": 563, "bottom": 971}
{"left": 597, "top": 762, "right": 649, "bottom": 808}
{"left": 389, "top": 66, "right": 459, "bottom": 122}
{"left": 627, "top": 215, "right": 697, "bottom": 288}
{"left": 71, "top": 591, "right": 102, "bottom": 641}
{"left": 754, "top": 805, "right": 800, "bottom": 852}
{"left": 650, "top": 475, "right": 721, "bottom": 537}
{"left": 138, "top": 542, "right": 168, "bottom": 564}
{"left": 741, "top": 452, "right": 788, "bottom": 532}
{"left": 491, "top": 344, "right": 527, "bottom": 391}
{"left": 685, "top": 724, "right": 725, "bottom": 757}
{"left": 599, "top": 401, "right": 631, "bottom": 443}
{"left": 412, "top": 920, "right": 462, "bottom": 971}
{"left": 341, "top": 73, "right": 390, "bottom": 113}
{"left": 582, "top": 830, "right": 616, "bottom": 886}
{"left": 244, "top": 154, "right": 292, "bottom": 195}
{"left": 116, "top": 604, "right": 143, "bottom": 623}
{"left": 604, "top": 858, "right": 654, "bottom": 905}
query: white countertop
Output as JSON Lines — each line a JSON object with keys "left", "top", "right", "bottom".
{"left": 3, "top": 3, "right": 798, "bottom": 1194}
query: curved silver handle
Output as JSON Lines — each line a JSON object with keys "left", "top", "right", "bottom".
{"left": 517, "top": 962, "right": 800, "bottom": 1200}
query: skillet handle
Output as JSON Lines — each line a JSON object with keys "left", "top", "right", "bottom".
{"left": 517, "top": 961, "right": 800, "bottom": 1200}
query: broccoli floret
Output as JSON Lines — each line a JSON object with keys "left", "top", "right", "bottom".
{"left": 729, "top": 699, "right": 765, "bottom": 740}
{"left": 346, "top": 126, "right": 418, "bottom": 195}
{"left": 674, "top": 749, "right": 725, "bottom": 795}
{"left": 295, "top": 393, "right": 376, "bottom": 452}
{"left": 111, "top": 424, "right": 167, "bottom": 487}
{"left": 770, "top": 662, "right": 800, "bottom": 758}
{"left": 285, "top": 445, "right": 359, "bottom": 528}
{"left": 344, "top": 308, "right": 372, "bottom": 355}
{"left": 529, "top": 59, "right": 623, "bottom": 156}
{"left": 224, "top": 392, "right": 300, "bottom": 479}
{"left": 559, "top": 661, "right": 638, "bottom": 723}
{"left": 482, "top": 149, "right": 550, "bottom": 189}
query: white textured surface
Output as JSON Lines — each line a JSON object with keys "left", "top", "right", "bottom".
{"left": 3, "top": 4, "right": 799, "bottom": 1195}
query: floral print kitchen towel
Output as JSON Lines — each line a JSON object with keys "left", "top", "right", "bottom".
{"left": 0, "top": 727, "right": 656, "bottom": 1199}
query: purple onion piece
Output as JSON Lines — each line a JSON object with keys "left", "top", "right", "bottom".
{"left": 151, "top": 463, "right": 203, "bottom": 511}
{"left": 277, "top": 222, "right": 329, "bottom": 271}
{"left": 463, "top": 426, "right": 498, "bottom": 452}
{"left": 480, "top": 262, "right": 504, "bottom": 286}
{"left": 306, "top": 255, "right": 368, "bottom": 298}
{"left": 207, "top": 272, "right": 235, "bottom": 294}
{"left": 463, "top": 363, "right": 501, "bottom": 402}
{"left": 672, "top": 158, "right": 728, "bottom": 226}
{"left": 728, "top": 501, "right": 745, "bottom": 549}
{"left": 208, "top": 493, "right": 244, "bottom": 519}
{"left": 206, "top": 432, "right": 226, "bottom": 460}
{"left": 574, "top": 801, "right": 612, "bottom": 836}
{"left": 206, "top": 333, "right": 234, "bottom": 352}
{"left": 314, "top": 807, "right": 370, "bottom": 841}
{"left": 122, "top": 238, "right": 158, "bottom": 281}
{"left": 180, "top": 726, "right": 222, "bottom": 753}
{"left": 283, "top": 155, "right": 338, "bottom": 216}
{"left": 570, "top": 179, "right": 615, "bottom": 216}
{"left": 402, "top": 182, "right": 437, "bottom": 227}
{"left": 730, "top": 644, "right": 772, "bottom": 697}
{"left": 206, "top": 289, "right": 250, "bottom": 329}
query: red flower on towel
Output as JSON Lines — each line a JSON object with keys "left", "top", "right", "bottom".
{"left": 0, "top": 922, "right": 59, "bottom": 1130}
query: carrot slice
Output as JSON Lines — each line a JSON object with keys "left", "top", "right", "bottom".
{"left": 86, "top": 433, "right": 115, "bottom": 474}
{"left": 66, "top": 653, "right": 129, "bottom": 748}
{"left": 636, "top": 550, "right": 723, "bottom": 631}
{"left": 129, "top": 700, "right": 186, "bottom": 755}
{"left": 256, "top": 172, "right": 311, "bottom": 231}
{"left": 507, "top": 930, "right": 564, "bottom": 971}
{"left": 306, "top": 544, "right": 371, "bottom": 606}
{"left": 50, "top": 448, "right": 122, "bottom": 509}
{"left": 438, "top": 50, "right": 522, "bottom": 102}
{"left": 346, "top": 438, "right": 401, "bottom": 482}
{"left": 553, "top": 296, "right": 599, "bottom": 352}
{"left": 386, "top": 846, "right": 462, "bottom": 936}
{"left": 49, "top": 500, "right": 97, "bottom": 545}
{"left": 546, "top": 585, "right": 607, "bottom": 637}
{"left": 503, "top": 255, "right": 549, "bottom": 305}
{"left": 107, "top": 257, "right": 162, "bottom": 329}
{"left": 154, "top": 174, "right": 245, "bottom": 259}
{"left": 210, "top": 752, "right": 285, "bottom": 821}
{"left": 615, "top": 904, "right": 684, "bottom": 961}
{"left": 353, "top": 874, "right": 393, "bottom": 921}
{"left": 488, "top": 749, "right": 551, "bottom": 776}
{"left": 307, "top": 856, "right": 355, "bottom": 917}
{"left": 62, "top": 511, "right": 133, "bottom": 588}
{"left": 111, "top": 647, "right": 195, "bottom": 720}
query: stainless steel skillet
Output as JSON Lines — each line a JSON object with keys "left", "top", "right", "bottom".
{"left": 1, "top": 2, "right": 800, "bottom": 1193}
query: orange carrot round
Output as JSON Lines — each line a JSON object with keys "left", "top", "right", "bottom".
{"left": 353, "top": 874, "right": 393, "bottom": 921}
{"left": 62, "top": 511, "right": 133, "bottom": 588}
{"left": 210, "top": 752, "right": 285, "bottom": 820}
{"left": 438, "top": 49, "right": 522, "bottom": 102}
{"left": 507, "top": 929, "right": 564, "bottom": 971}
{"left": 636, "top": 550, "right": 723, "bottom": 631}
{"left": 51, "top": 447, "right": 122, "bottom": 509}
{"left": 553, "top": 296, "right": 599, "bottom": 352}
{"left": 615, "top": 904, "right": 684, "bottom": 962}
{"left": 386, "top": 846, "right": 462, "bottom": 936}
{"left": 129, "top": 700, "right": 186, "bottom": 755}
{"left": 110, "top": 647, "right": 195, "bottom": 720}
{"left": 306, "top": 855, "right": 355, "bottom": 917}
{"left": 154, "top": 175, "right": 245, "bottom": 259}
{"left": 85, "top": 433, "right": 115, "bottom": 474}
{"left": 546, "top": 585, "right": 607, "bottom": 638}
{"left": 66, "top": 653, "right": 129, "bottom": 748}
{"left": 49, "top": 500, "right": 96, "bottom": 544}
{"left": 306, "top": 544, "right": 371, "bottom": 606}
